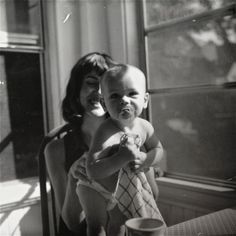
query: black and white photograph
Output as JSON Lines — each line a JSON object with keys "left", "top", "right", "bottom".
{"left": 0, "top": 0, "right": 236, "bottom": 235}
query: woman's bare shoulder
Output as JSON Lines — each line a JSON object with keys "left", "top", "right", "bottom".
{"left": 45, "top": 138, "right": 65, "bottom": 157}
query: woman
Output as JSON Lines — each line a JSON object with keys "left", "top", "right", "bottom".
{"left": 45, "top": 52, "right": 160, "bottom": 235}
{"left": 45, "top": 52, "right": 115, "bottom": 235}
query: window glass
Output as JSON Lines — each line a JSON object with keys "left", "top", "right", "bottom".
{"left": 150, "top": 89, "right": 236, "bottom": 182}
{"left": 144, "top": 1, "right": 236, "bottom": 185}
{"left": 0, "top": 52, "right": 44, "bottom": 181}
{"left": 145, "top": 0, "right": 235, "bottom": 27}
{"left": 0, "top": 0, "right": 42, "bottom": 47}
{"left": 147, "top": 10, "right": 236, "bottom": 89}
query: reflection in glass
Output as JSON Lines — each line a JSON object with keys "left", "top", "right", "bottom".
{"left": 145, "top": 0, "right": 235, "bottom": 27}
{"left": 0, "top": 0, "right": 42, "bottom": 47}
{"left": 0, "top": 52, "right": 44, "bottom": 181}
{"left": 150, "top": 89, "right": 236, "bottom": 182}
{"left": 0, "top": 55, "right": 16, "bottom": 181}
{"left": 147, "top": 9, "right": 236, "bottom": 89}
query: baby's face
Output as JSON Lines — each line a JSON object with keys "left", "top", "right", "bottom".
{"left": 102, "top": 66, "right": 149, "bottom": 124}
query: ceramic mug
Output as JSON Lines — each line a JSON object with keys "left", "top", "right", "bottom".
{"left": 125, "top": 218, "right": 165, "bottom": 236}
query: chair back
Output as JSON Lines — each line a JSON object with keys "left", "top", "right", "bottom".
{"left": 38, "top": 123, "right": 73, "bottom": 236}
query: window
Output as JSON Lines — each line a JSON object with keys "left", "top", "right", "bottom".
{"left": 141, "top": 0, "right": 236, "bottom": 186}
{"left": 0, "top": 0, "right": 45, "bottom": 182}
{"left": 0, "top": 0, "right": 42, "bottom": 48}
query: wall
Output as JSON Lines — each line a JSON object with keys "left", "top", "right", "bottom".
{"left": 157, "top": 177, "right": 236, "bottom": 226}
{"left": 43, "top": 0, "right": 140, "bottom": 130}
{"left": 0, "top": 178, "right": 43, "bottom": 236}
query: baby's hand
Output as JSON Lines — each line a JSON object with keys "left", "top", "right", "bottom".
{"left": 120, "top": 133, "right": 141, "bottom": 148}
{"left": 119, "top": 133, "right": 142, "bottom": 162}
{"left": 119, "top": 142, "right": 139, "bottom": 162}
{"left": 129, "top": 151, "right": 149, "bottom": 173}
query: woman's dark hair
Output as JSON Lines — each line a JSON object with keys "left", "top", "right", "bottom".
{"left": 62, "top": 52, "right": 115, "bottom": 124}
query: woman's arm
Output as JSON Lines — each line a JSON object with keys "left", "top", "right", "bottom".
{"left": 44, "top": 139, "right": 67, "bottom": 212}
{"left": 61, "top": 170, "right": 84, "bottom": 232}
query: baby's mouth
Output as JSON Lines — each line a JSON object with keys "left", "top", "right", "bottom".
{"left": 121, "top": 107, "right": 131, "bottom": 113}
{"left": 120, "top": 107, "right": 133, "bottom": 118}
{"left": 121, "top": 107, "right": 130, "bottom": 112}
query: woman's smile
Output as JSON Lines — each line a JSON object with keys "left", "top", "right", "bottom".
{"left": 87, "top": 92, "right": 102, "bottom": 106}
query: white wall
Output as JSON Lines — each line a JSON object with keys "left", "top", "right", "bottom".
{"left": 0, "top": 178, "right": 43, "bottom": 236}
{"left": 157, "top": 177, "right": 236, "bottom": 226}
{"left": 44, "top": 0, "right": 140, "bottom": 130}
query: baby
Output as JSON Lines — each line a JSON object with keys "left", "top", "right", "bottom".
{"left": 77, "top": 64, "right": 165, "bottom": 236}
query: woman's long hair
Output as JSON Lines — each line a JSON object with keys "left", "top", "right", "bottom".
{"left": 62, "top": 52, "right": 115, "bottom": 125}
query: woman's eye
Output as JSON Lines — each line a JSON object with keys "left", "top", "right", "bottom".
{"left": 86, "top": 81, "right": 97, "bottom": 86}
{"left": 110, "top": 93, "right": 119, "bottom": 99}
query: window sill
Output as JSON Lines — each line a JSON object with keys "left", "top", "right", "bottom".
{"left": 0, "top": 177, "right": 50, "bottom": 213}
{"left": 156, "top": 176, "right": 236, "bottom": 212}
{"left": 157, "top": 176, "right": 235, "bottom": 193}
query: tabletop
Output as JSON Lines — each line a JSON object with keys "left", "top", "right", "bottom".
{"left": 165, "top": 207, "right": 236, "bottom": 235}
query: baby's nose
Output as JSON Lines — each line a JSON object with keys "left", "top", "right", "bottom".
{"left": 120, "top": 96, "right": 129, "bottom": 105}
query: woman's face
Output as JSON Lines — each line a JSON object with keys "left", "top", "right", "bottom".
{"left": 79, "top": 71, "right": 106, "bottom": 117}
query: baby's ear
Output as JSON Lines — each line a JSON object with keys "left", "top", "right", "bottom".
{"left": 100, "top": 97, "right": 107, "bottom": 111}
{"left": 143, "top": 92, "right": 149, "bottom": 109}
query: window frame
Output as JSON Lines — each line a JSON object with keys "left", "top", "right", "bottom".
{"left": 0, "top": 0, "right": 49, "bottom": 181}
{"left": 139, "top": 0, "right": 236, "bottom": 189}
{"left": 0, "top": 0, "right": 48, "bottom": 133}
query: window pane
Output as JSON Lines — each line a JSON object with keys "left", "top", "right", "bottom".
{"left": 147, "top": 10, "right": 236, "bottom": 89}
{"left": 145, "top": 0, "right": 235, "bottom": 27}
{"left": 150, "top": 89, "right": 236, "bottom": 182}
{"left": 0, "top": 0, "right": 42, "bottom": 47}
{"left": 0, "top": 52, "right": 44, "bottom": 181}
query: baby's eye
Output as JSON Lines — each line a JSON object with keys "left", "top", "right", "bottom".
{"left": 129, "top": 91, "right": 138, "bottom": 97}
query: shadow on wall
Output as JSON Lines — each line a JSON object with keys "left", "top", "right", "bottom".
{"left": 19, "top": 205, "right": 42, "bottom": 236}
{"left": 0, "top": 178, "right": 42, "bottom": 235}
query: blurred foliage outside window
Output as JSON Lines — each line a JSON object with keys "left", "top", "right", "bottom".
{"left": 144, "top": 0, "right": 236, "bottom": 185}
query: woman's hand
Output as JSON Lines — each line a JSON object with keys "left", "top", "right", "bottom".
{"left": 69, "top": 153, "right": 90, "bottom": 182}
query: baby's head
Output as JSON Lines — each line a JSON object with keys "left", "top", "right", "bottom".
{"left": 101, "top": 64, "right": 149, "bottom": 123}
